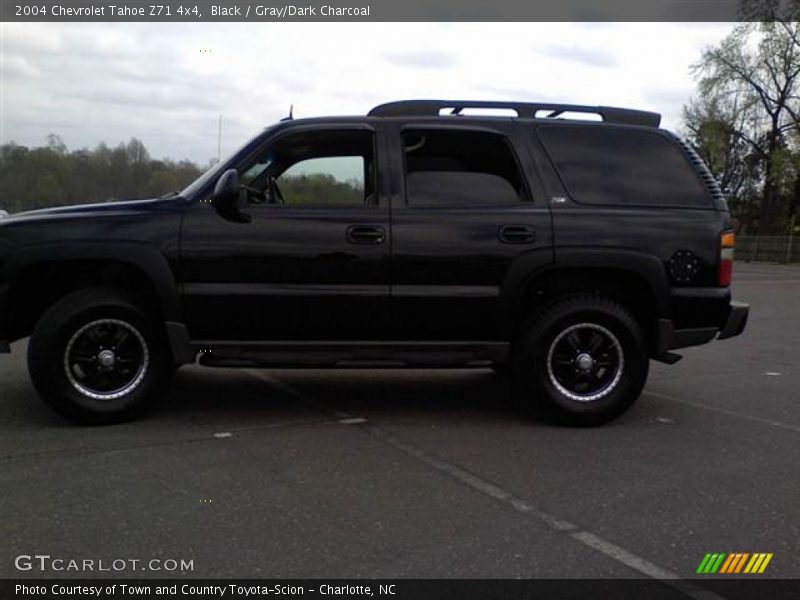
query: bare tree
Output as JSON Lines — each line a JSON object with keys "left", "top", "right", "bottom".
{"left": 691, "top": 12, "right": 800, "bottom": 231}
{"left": 683, "top": 93, "right": 757, "bottom": 200}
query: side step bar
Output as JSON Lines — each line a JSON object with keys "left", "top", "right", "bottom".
{"left": 192, "top": 341, "right": 510, "bottom": 369}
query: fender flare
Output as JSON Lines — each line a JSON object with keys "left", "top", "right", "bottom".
{"left": 498, "top": 247, "right": 670, "bottom": 334}
{"left": 3, "top": 241, "right": 182, "bottom": 322}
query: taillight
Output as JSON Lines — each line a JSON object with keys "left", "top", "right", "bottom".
{"left": 719, "top": 231, "right": 735, "bottom": 286}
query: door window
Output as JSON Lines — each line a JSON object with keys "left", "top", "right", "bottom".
{"left": 279, "top": 156, "right": 365, "bottom": 206}
{"left": 402, "top": 129, "right": 526, "bottom": 206}
{"left": 240, "top": 129, "right": 376, "bottom": 207}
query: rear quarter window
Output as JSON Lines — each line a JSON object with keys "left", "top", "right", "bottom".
{"left": 537, "top": 125, "right": 711, "bottom": 208}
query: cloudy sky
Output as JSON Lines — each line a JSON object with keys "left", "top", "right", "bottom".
{"left": 0, "top": 22, "right": 735, "bottom": 164}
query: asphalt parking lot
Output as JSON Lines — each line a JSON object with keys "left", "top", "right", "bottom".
{"left": 1, "top": 262, "right": 798, "bottom": 584}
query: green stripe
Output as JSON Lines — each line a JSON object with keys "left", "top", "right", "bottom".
{"left": 703, "top": 552, "right": 719, "bottom": 573}
{"left": 709, "top": 553, "right": 727, "bottom": 573}
{"left": 697, "top": 554, "right": 713, "bottom": 573}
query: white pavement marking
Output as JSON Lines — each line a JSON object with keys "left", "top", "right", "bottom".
{"left": 647, "top": 391, "right": 800, "bottom": 434}
{"left": 364, "top": 423, "right": 725, "bottom": 600}
{"left": 247, "top": 370, "right": 352, "bottom": 419}
{"left": 571, "top": 530, "right": 678, "bottom": 579}
{"left": 245, "top": 370, "right": 726, "bottom": 599}
{"left": 338, "top": 417, "right": 368, "bottom": 425}
{"left": 571, "top": 532, "right": 725, "bottom": 600}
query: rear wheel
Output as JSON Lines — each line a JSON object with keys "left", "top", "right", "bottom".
{"left": 513, "top": 295, "right": 649, "bottom": 425}
{"left": 27, "top": 288, "right": 172, "bottom": 424}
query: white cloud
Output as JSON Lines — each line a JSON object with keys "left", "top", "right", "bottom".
{"left": 538, "top": 44, "right": 618, "bottom": 68}
{"left": 0, "top": 22, "right": 735, "bottom": 164}
{"left": 383, "top": 50, "right": 459, "bottom": 69}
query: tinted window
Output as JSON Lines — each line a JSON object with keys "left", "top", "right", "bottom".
{"left": 403, "top": 130, "right": 525, "bottom": 206}
{"left": 538, "top": 126, "right": 710, "bottom": 207}
{"left": 279, "top": 156, "right": 365, "bottom": 206}
{"left": 240, "top": 129, "right": 375, "bottom": 207}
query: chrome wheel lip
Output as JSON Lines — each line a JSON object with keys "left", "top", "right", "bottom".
{"left": 63, "top": 318, "right": 149, "bottom": 400}
{"left": 546, "top": 322, "right": 624, "bottom": 402}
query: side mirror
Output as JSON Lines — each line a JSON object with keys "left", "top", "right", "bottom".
{"left": 212, "top": 169, "right": 251, "bottom": 223}
{"left": 213, "top": 169, "right": 240, "bottom": 205}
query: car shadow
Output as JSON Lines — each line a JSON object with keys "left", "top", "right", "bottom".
{"left": 2, "top": 341, "right": 651, "bottom": 430}
{"left": 158, "top": 365, "right": 525, "bottom": 424}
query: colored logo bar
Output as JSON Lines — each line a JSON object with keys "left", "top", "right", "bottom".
{"left": 696, "top": 553, "right": 773, "bottom": 574}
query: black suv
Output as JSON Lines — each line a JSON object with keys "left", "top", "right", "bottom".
{"left": 0, "top": 100, "right": 749, "bottom": 424}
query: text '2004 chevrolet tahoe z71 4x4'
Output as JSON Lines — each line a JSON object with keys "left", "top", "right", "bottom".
{"left": 0, "top": 100, "right": 749, "bottom": 425}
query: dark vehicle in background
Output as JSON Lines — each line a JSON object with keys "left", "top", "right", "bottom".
{"left": 0, "top": 100, "right": 749, "bottom": 425}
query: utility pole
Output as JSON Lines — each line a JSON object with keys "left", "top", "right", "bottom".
{"left": 217, "top": 114, "right": 222, "bottom": 163}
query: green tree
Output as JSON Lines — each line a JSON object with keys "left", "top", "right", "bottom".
{"left": 0, "top": 137, "right": 204, "bottom": 214}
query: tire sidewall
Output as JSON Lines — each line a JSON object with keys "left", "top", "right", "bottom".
{"left": 518, "top": 299, "right": 649, "bottom": 423}
{"left": 29, "top": 294, "right": 168, "bottom": 421}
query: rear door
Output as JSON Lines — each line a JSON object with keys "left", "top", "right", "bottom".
{"left": 386, "top": 122, "right": 554, "bottom": 340}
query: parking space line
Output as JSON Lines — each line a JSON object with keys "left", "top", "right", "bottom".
{"left": 362, "top": 423, "right": 725, "bottom": 599}
{"left": 248, "top": 370, "right": 352, "bottom": 419}
{"left": 246, "top": 370, "right": 726, "bottom": 598}
{"left": 571, "top": 530, "right": 676, "bottom": 579}
{"left": 646, "top": 391, "right": 800, "bottom": 434}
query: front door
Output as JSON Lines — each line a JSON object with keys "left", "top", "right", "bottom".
{"left": 180, "top": 125, "right": 390, "bottom": 341}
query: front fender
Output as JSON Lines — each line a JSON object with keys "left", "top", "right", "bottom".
{"left": 2, "top": 241, "right": 182, "bottom": 322}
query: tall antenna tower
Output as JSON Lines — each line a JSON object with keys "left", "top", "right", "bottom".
{"left": 217, "top": 114, "right": 222, "bottom": 162}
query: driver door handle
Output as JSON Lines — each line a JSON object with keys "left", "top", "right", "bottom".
{"left": 347, "top": 225, "right": 386, "bottom": 245}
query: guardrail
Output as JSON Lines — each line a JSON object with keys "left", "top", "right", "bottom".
{"left": 737, "top": 235, "right": 799, "bottom": 264}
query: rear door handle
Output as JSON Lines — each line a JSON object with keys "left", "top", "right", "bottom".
{"left": 347, "top": 225, "right": 386, "bottom": 245}
{"left": 499, "top": 225, "right": 536, "bottom": 244}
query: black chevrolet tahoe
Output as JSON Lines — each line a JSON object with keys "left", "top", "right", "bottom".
{"left": 0, "top": 100, "right": 749, "bottom": 425}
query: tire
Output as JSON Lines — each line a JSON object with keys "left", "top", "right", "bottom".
{"left": 27, "top": 288, "right": 172, "bottom": 424}
{"left": 513, "top": 294, "right": 649, "bottom": 426}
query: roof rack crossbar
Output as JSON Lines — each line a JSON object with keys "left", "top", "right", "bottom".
{"left": 368, "top": 100, "right": 661, "bottom": 128}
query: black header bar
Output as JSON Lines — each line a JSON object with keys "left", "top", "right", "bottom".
{"left": 1, "top": 0, "right": 798, "bottom": 22}
{"left": 4, "top": 579, "right": 800, "bottom": 600}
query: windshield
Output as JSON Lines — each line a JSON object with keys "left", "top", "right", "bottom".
{"left": 179, "top": 130, "right": 270, "bottom": 200}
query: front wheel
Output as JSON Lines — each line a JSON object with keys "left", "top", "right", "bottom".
{"left": 27, "top": 288, "right": 172, "bottom": 424}
{"left": 513, "top": 295, "right": 649, "bottom": 425}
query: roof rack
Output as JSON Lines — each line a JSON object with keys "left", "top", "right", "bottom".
{"left": 368, "top": 100, "right": 661, "bottom": 128}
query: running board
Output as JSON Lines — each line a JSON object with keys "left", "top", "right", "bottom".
{"left": 192, "top": 341, "right": 509, "bottom": 369}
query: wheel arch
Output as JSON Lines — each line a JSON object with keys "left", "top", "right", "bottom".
{"left": 3, "top": 242, "right": 182, "bottom": 342}
{"left": 499, "top": 248, "right": 670, "bottom": 352}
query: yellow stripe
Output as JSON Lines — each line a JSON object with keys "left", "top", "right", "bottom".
{"left": 754, "top": 554, "right": 768, "bottom": 573}
{"left": 744, "top": 554, "right": 760, "bottom": 573}
{"left": 757, "top": 553, "right": 773, "bottom": 574}
{"left": 720, "top": 554, "right": 736, "bottom": 574}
